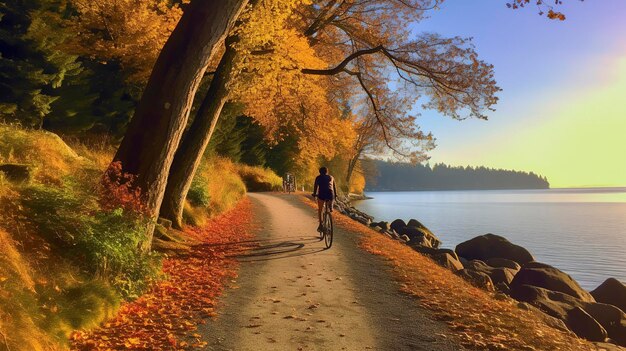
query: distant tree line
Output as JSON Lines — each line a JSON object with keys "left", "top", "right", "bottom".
{"left": 365, "top": 160, "right": 550, "bottom": 191}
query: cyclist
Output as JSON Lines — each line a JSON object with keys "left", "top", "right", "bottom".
{"left": 312, "top": 166, "right": 337, "bottom": 232}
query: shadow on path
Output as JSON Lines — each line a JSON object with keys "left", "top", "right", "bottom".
{"left": 225, "top": 236, "right": 326, "bottom": 262}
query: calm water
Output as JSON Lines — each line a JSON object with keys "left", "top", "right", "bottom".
{"left": 354, "top": 188, "right": 626, "bottom": 290}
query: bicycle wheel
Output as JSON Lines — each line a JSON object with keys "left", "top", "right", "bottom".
{"left": 324, "top": 209, "right": 333, "bottom": 249}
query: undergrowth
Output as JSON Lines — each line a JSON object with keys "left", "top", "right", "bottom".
{"left": 236, "top": 164, "right": 283, "bottom": 192}
{"left": 0, "top": 124, "right": 160, "bottom": 350}
{"left": 184, "top": 157, "right": 247, "bottom": 226}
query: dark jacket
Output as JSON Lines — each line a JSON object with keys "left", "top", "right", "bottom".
{"left": 313, "top": 174, "right": 337, "bottom": 200}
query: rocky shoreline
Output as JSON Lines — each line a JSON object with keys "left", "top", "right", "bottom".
{"left": 334, "top": 196, "right": 626, "bottom": 349}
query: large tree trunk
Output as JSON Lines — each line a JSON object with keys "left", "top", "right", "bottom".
{"left": 159, "top": 40, "right": 237, "bottom": 229}
{"left": 112, "top": 0, "right": 247, "bottom": 250}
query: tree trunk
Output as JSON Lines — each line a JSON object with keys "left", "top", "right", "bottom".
{"left": 159, "top": 40, "right": 237, "bottom": 229}
{"left": 111, "top": 0, "right": 247, "bottom": 250}
{"left": 345, "top": 149, "right": 362, "bottom": 193}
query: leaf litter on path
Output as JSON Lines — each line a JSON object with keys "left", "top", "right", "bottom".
{"left": 71, "top": 199, "right": 256, "bottom": 350}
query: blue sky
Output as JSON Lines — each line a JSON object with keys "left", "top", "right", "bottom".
{"left": 408, "top": 0, "right": 626, "bottom": 187}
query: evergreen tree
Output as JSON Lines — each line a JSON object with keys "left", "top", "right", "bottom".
{"left": 0, "top": 0, "right": 82, "bottom": 128}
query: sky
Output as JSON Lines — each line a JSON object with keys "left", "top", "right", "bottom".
{"left": 410, "top": 0, "right": 626, "bottom": 188}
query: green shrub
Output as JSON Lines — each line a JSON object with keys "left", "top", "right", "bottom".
{"left": 19, "top": 182, "right": 161, "bottom": 299}
{"left": 183, "top": 157, "right": 247, "bottom": 225}
{"left": 187, "top": 177, "right": 211, "bottom": 207}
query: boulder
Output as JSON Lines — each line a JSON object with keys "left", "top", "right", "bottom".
{"left": 400, "top": 226, "right": 441, "bottom": 249}
{"left": 511, "top": 262, "right": 595, "bottom": 302}
{"left": 457, "top": 269, "right": 494, "bottom": 291}
{"left": 407, "top": 218, "right": 427, "bottom": 229}
{"left": 378, "top": 221, "right": 390, "bottom": 231}
{"left": 509, "top": 284, "right": 585, "bottom": 321}
{"left": 390, "top": 219, "right": 406, "bottom": 233}
{"left": 465, "top": 260, "right": 492, "bottom": 274}
{"left": 357, "top": 217, "right": 371, "bottom": 226}
{"left": 408, "top": 235, "right": 432, "bottom": 248}
{"left": 400, "top": 234, "right": 410, "bottom": 242}
{"left": 486, "top": 258, "right": 521, "bottom": 271}
{"left": 464, "top": 260, "right": 516, "bottom": 286}
{"left": 491, "top": 267, "right": 516, "bottom": 286}
{"left": 591, "top": 278, "right": 626, "bottom": 313}
{"left": 0, "top": 163, "right": 32, "bottom": 183}
{"left": 567, "top": 307, "right": 607, "bottom": 342}
{"left": 496, "top": 282, "right": 510, "bottom": 294}
{"left": 434, "top": 253, "right": 464, "bottom": 272}
{"left": 584, "top": 303, "right": 626, "bottom": 347}
{"left": 389, "top": 230, "right": 401, "bottom": 240}
{"left": 436, "top": 249, "right": 460, "bottom": 262}
{"left": 455, "top": 233, "right": 534, "bottom": 264}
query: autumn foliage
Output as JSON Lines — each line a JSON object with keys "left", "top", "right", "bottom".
{"left": 100, "top": 161, "right": 148, "bottom": 215}
{"left": 71, "top": 199, "right": 256, "bottom": 350}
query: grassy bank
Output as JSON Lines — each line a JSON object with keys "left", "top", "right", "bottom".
{"left": 0, "top": 124, "right": 278, "bottom": 350}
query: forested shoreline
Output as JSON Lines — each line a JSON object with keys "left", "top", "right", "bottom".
{"left": 366, "top": 161, "right": 550, "bottom": 191}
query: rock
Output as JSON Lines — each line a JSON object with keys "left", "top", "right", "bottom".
{"left": 511, "top": 262, "right": 595, "bottom": 302}
{"left": 464, "top": 260, "right": 516, "bottom": 286}
{"left": 370, "top": 225, "right": 382, "bottom": 232}
{"left": 357, "top": 217, "right": 371, "bottom": 226}
{"left": 408, "top": 235, "right": 432, "bottom": 248}
{"left": 399, "top": 234, "right": 410, "bottom": 242}
{"left": 584, "top": 303, "right": 626, "bottom": 347}
{"left": 455, "top": 233, "right": 534, "bottom": 264}
{"left": 407, "top": 218, "right": 427, "bottom": 229}
{"left": 465, "top": 260, "right": 492, "bottom": 273}
{"left": 496, "top": 282, "right": 510, "bottom": 294}
{"left": 390, "top": 219, "right": 407, "bottom": 233}
{"left": 434, "top": 253, "right": 464, "bottom": 272}
{"left": 491, "top": 267, "right": 516, "bottom": 286}
{"left": 567, "top": 307, "right": 607, "bottom": 342}
{"left": 436, "top": 249, "right": 460, "bottom": 262}
{"left": 486, "top": 258, "right": 521, "bottom": 271}
{"left": 400, "top": 226, "right": 422, "bottom": 239}
{"left": 591, "top": 278, "right": 626, "bottom": 313}
{"left": 378, "top": 221, "right": 390, "bottom": 231}
{"left": 517, "top": 302, "right": 531, "bottom": 310}
{"left": 0, "top": 163, "right": 32, "bottom": 183}
{"left": 389, "top": 230, "right": 400, "bottom": 240}
{"left": 400, "top": 226, "right": 441, "bottom": 249}
{"left": 457, "top": 269, "right": 494, "bottom": 291}
{"left": 509, "top": 284, "right": 585, "bottom": 321}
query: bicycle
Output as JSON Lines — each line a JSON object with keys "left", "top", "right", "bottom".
{"left": 316, "top": 198, "right": 333, "bottom": 249}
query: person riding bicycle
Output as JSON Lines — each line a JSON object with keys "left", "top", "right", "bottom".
{"left": 312, "top": 166, "right": 337, "bottom": 232}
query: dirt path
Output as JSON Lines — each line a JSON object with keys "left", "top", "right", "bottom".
{"left": 198, "top": 193, "right": 461, "bottom": 350}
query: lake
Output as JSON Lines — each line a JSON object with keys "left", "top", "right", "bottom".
{"left": 353, "top": 188, "right": 626, "bottom": 291}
